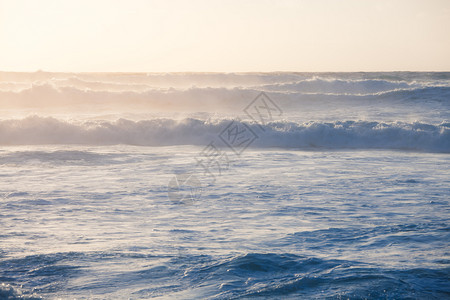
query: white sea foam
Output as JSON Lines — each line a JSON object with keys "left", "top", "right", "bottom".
{"left": 0, "top": 116, "right": 448, "bottom": 152}
{"left": 1, "top": 72, "right": 448, "bottom": 106}
{"left": 1, "top": 72, "right": 449, "bottom": 300}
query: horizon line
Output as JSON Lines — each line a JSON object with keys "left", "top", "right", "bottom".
{"left": 2, "top": 70, "right": 450, "bottom": 74}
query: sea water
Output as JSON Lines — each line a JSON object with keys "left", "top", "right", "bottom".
{"left": 0, "top": 72, "right": 449, "bottom": 299}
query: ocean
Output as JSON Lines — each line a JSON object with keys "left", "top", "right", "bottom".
{"left": 0, "top": 71, "right": 449, "bottom": 299}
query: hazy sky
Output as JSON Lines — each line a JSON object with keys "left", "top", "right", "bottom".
{"left": 1, "top": 0, "right": 449, "bottom": 72}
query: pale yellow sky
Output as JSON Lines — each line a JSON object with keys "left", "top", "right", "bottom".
{"left": 0, "top": 0, "right": 449, "bottom": 72}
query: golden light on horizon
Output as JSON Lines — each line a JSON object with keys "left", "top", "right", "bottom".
{"left": 1, "top": 0, "right": 449, "bottom": 72}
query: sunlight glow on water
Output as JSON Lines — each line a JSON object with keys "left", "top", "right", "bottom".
{"left": 0, "top": 72, "right": 449, "bottom": 299}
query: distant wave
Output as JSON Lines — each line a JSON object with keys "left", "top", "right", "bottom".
{"left": 1, "top": 72, "right": 449, "bottom": 107}
{"left": 0, "top": 82, "right": 448, "bottom": 113}
{"left": 0, "top": 116, "right": 448, "bottom": 152}
{"left": 259, "top": 78, "right": 418, "bottom": 94}
{"left": 1, "top": 77, "right": 421, "bottom": 94}
{"left": 0, "top": 83, "right": 261, "bottom": 111}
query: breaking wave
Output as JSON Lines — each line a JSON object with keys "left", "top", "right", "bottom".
{"left": 0, "top": 116, "right": 448, "bottom": 153}
{"left": 0, "top": 72, "right": 449, "bottom": 112}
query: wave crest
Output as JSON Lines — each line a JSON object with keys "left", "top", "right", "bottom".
{"left": 0, "top": 116, "right": 448, "bottom": 152}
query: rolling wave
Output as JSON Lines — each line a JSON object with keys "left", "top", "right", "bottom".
{"left": 1, "top": 251, "right": 448, "bottom": 299}
{"left": 0, "top": 116, "right": 448, "bottom": 152}
{"left": 259, "top": 78, "right": 418, "bottom": 94}
{"left": 0, "top": 72, "right": 449, "bottom": 111}
{"left": 0, "top": 82, "right": 448, "bottom": 114}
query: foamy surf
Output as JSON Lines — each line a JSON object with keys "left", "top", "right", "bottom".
{"left": 1, "top": 72, "right": 449, "bottom": 299}
{"left": 0, "top": 116, "right": 449, "bottom": 153}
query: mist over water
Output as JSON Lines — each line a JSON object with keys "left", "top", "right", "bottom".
{"left": 1, "top": 71, "right": 449, "bottom": 151}
{"left": 0, "top": 72, "right": 449, "bottom": 299}
{"left": 1, "top": 71, "right": 449, "bottom": 115}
